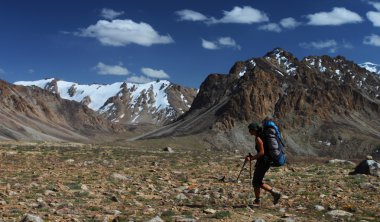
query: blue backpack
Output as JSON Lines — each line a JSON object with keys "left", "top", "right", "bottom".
{"left": 262, "top": 120, "right": 286, "bottom": 167}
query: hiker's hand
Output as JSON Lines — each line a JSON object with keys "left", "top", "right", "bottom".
{"left": 245, "top": 154, "right": 254, "bottom": 161}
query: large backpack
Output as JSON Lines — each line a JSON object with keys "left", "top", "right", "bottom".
{"left": 262, "top": 120, "right": 286, "bottom": 166}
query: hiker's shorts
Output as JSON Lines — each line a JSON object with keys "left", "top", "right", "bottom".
{"left": 252, "top": 158, "right": 271, "bottom": 188}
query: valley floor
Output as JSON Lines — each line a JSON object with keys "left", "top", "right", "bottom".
{"left": 0, "top": 140, "right": 379, "bottom": 221}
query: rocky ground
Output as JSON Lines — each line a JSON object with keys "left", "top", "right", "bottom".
{"left": 0, "top": 140, "right": 379, "bottom": 222}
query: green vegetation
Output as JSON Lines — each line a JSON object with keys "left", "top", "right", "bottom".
{"left": 214, "top": 211, "right": 231, "bottom": 219}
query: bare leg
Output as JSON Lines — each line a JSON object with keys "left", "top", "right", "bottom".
{"left": 254, "top": 187, "right": 260, "bottom": 199}
{"left": 261, "top": 183, "right": 273, "bottom": 192}
{"left": 255, "top": 184, "right": 272, "bottom": 199}
{"left": 255, "top": 183, "right": 281, "bottom": 205}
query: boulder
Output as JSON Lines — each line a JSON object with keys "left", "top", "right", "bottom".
{"left": 349, "top": 159, "right": 380, "bottom": 176}
{"left": 163, "top": 147, "right": 174, "bottom": 153}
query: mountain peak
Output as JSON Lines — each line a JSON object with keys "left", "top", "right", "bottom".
{"left": 265, "top": 48, "right": 296, "bottom": 60}
{"left": 262, "top": 48, "right": 298, "bottom": 76}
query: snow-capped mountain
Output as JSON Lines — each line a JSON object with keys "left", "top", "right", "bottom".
{"left": 14, "top": 79, "right": 198, "bottom": 125}
{"left": 359, "top": 62, "right": 380, "bottom": 75}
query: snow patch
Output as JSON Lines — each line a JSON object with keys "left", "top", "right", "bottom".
{"left": 239, "top": 67, "right": 247, "bottom": 77}
{"left": 360, "top": 62, "right": 380, "bottom": 74}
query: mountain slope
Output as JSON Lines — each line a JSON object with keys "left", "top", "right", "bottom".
{"left": 136, "top": 49, "right": 380, "bottom": 159}
{"left": 14, "top": 79, "right": 198, "bottom": 125}
{"left": 0, "top": 80, "right": 120, "bottom": 141}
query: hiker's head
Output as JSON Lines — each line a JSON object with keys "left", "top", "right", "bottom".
{"left": 248, "top": 122, "right": 261, "bottom": 136}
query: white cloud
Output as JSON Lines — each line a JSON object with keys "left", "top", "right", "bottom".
{"left": 367, "top": 11, "right": 380, "bottom": 27}
{"left": 280, "top": 17, "right": 301, "bottom": 29}
{"left": 28, "top": 69, "right": 35, "bottom": 73}
{"left": 202, "top": 37, "right": 241, "bottom": 50}
{"left": 364, "top": 34, "right": 380, "bottom": 46}
{"left": 94, "top": 62, "right": 130, "bottom": 75}
{"left": 218, "top": 37, "right": 241, "bottom": 49}
{"left": 300, "top": 40, "right": 338, "bottom": 53}
{"left": 77, "top": 19, "right": 174, "bottom": 47}
{"left": 101, "top": 8, "right": 124, "bottom": 20}
{"left": 202, "top": 39, "right": 219, "bottom": 50}
{"left": 216, "top": 6, "right": 269, "bottom": 24}
{"left": 176, "top": 6, "right": 269, "bottom": 25}
{"left": 258, "top": 23, "right": 282, "bottom": 32}
{"left": 176, "top": 9, "right": 208, "bottom": 21}
{"left": 126, "top": 75, "right": 153, "bottom": 84}
{"left": 369, "top": 1, "right": 380, "bottom": 11}
{"left": 141, "top": 68, "right": 170, "bottom": 79}
{"left": 306, "top": 7, "right": 363, "bottom": 26}
{"left": 342, "top": 40, "right": 354, "bottom": 49}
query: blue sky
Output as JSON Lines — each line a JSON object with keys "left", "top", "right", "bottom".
{"left": 0, "top": 0, "right": 379, "bottom": 88}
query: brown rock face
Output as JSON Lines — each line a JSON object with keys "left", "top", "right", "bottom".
{"left": 0, "top": 80, "right": 121, "bottom": 141}
{"left": 137, "top": 48, "right": 380, "bottom": 158}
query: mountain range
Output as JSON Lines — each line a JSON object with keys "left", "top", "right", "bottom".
{"left": 135, "top": 48, "right": 380, "bottom": 159}
{"left": 14, "top": 79, "right": 198, "bottom": 125}
{"left": 4, "top": 49, "right": 380, "bottom": 158}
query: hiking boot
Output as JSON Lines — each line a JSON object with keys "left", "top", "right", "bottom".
{"left": 271, "top": 191, "right": 281, "bottom": 205}
{"left": 248, "top": 198, "right": 260, "bottom": 208}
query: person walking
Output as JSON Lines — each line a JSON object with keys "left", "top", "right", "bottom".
{"left": 247, "top": 122, "right": 282, "bottom": 205}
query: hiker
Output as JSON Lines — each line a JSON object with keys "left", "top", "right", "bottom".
{"left": 247, "top": 122, "right": 282, "bottom": 205}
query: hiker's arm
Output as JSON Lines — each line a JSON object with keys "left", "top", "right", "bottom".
{"left": 250, "top": 137, "right": 264, "bottom": 160}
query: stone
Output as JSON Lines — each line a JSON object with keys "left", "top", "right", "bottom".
{"left": 111, "top": 173, "right": 130, "bottom": 181}
{"left": 148, "top": 216, "right": 164, "bottom": 222}
{"left": 20, "top": 214, "right": 44, "bottom": 222}
{"left": 350, "top": 159, "right": 380, "bottom": 176}
{"left": 314, "top": 205, "right": 325, "bottom": 211}
{"left": 279, "top": 218, "right": 295, "bottom": 222}
{"left": 163, "top": 147, "right": 174, "bottom": 153}
{"left": 65, "top": 159, "right": 75, "bottom": 163}
{"left": 44, "top": 190, "right": 55, "bottom": 196}
{"left": 327, "top": 210, "right": 353, "bottom": 217}
{"left": 359, "top": 182, "right": 377, "bottom": 190}
{"left": 174, "top": 217, "right": 197, "bottom": 222}
{"left": 203, "top": 208, "right": 216, "bottom": 214}
{"left": 176, "top": 193, "right": 188, "bottom": 200}
{"left": 81, "top": 184, "right": 89, "bottom": 191}
{"left": 327, "top": 159, "right": 355, "bottom": 165}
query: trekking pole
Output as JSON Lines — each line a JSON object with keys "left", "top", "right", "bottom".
{"left": 249, "top": 158, "right": 252, "bottom": 179}
{"left": 236, "top": 158, "right": 247, "bottom": 181}
{"left": 236, "top": 153, "right": 252, "bottom": 181}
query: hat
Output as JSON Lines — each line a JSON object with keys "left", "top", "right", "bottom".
{"left": 248, "top": 122, "right": 261, "bottom": 131}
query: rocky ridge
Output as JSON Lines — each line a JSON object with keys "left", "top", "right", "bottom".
{"left": 0, "top": 80, "right": 120, "bottom": 141}
{"left": 14, "top": 79, "right": 198, "bottom": 125}
{"left": 136, "top": 48, "right": 380, "bottom": 159}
